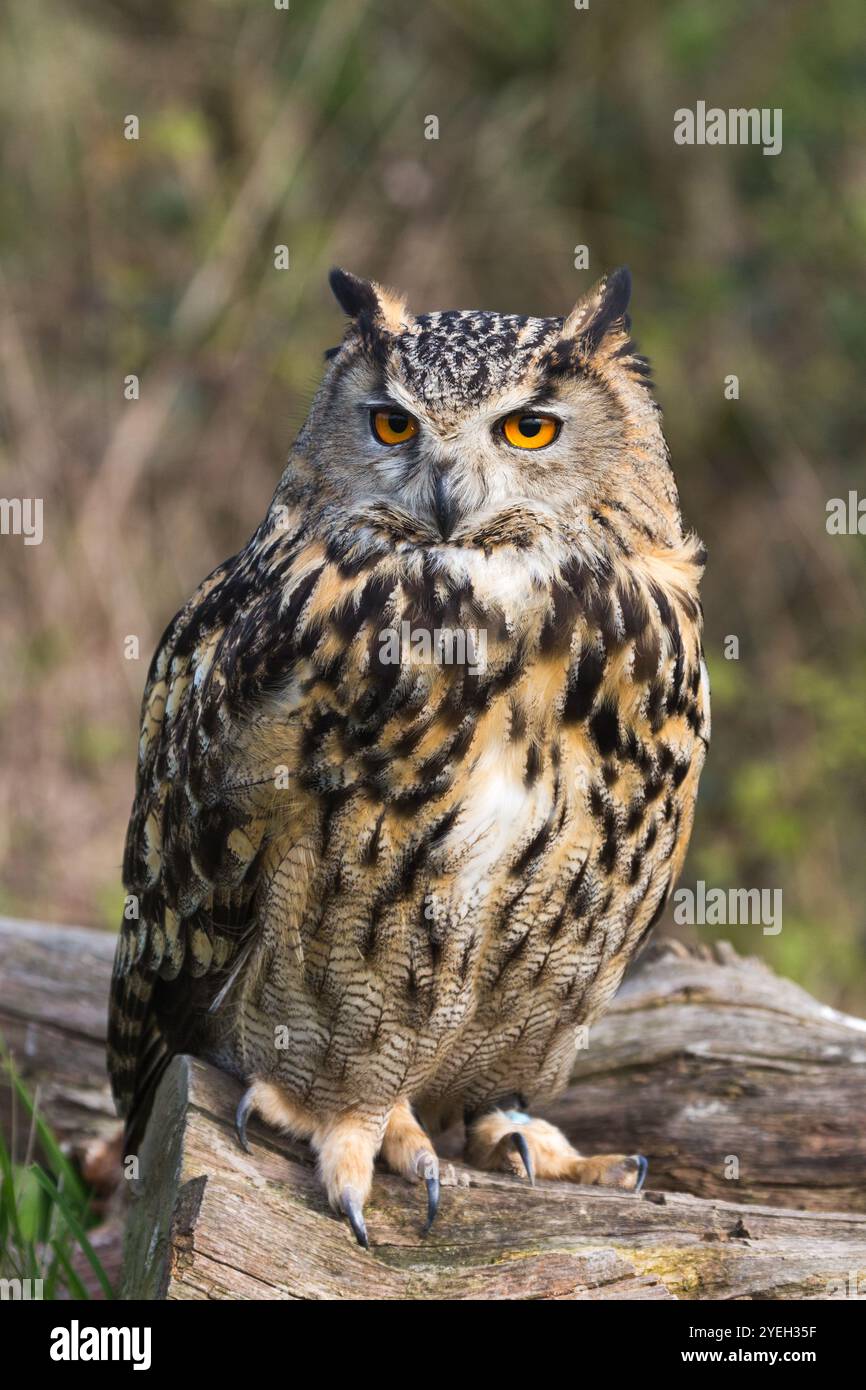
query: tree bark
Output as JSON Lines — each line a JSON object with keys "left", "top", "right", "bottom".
{"left": 552, "top": 938, "right": 866, "bottom": 1214}
{"left": 2, "top": 918, "right": 865, "bottom": 1300}
{"left": 122, "top": 1053, "right": 866, "bottom": 1301}
{"left": 0, "top": 916, "right": 117, "bottom": 1152}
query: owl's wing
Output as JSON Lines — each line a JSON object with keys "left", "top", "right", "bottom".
{"left": 107, "top": 550, "right": 282, "bottom": 1142}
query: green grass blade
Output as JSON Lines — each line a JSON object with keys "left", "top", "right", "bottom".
{"left": 5, "top": 1062, "right": 86, "bottom": 1207}
{"left": 30, "top": 1167, "right": 114, "bottom": 1300}
{"left": 49, "top": 1239, "right": 91, "bottom": 1301}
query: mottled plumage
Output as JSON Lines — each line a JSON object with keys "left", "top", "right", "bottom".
{"left": 108, "top": 266, "right": 709, "bottom": 1243}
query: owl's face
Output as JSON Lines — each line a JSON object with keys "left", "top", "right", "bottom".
{"left": 288, "top": 269, "right": 683, "bottom": 561}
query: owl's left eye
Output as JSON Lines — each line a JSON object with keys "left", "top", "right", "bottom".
{"left": 371, "top": 409, "right": 419, "bottom": 445}
{"left": 500, "top": 412, "right": 560, "bottom": 449}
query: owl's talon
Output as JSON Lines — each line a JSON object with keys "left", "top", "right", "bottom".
{"left": 235, "top": 1086, "right": 254, "bottom": 1153}
{"left": 510, "top": 1130, "right": 535, "bottom": 1185}
{"left": 425, "top": 1173, "right": 441, "bottom": 1232}
{"left": 380, "top": 1100, "right": 443, "bottom": 1232}
{"left": 466, "top": 1109, "right": 646, "bottom": 1190}
{"left": 340, "top": 1188, "right": 370, "bottom": 1249}
{"left": 634, "top": 1154, "right": 649, "bottom": 1192}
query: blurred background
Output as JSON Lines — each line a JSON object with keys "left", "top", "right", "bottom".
{"left": 0, "top": 0, "right": 864, "bottom": 1008}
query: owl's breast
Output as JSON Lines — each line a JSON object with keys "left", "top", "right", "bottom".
{"left": 224, "top": 529, "right": 707, "bottom": 1109}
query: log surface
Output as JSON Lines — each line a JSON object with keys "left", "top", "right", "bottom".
{"left": 0, "top": 916, "right": 117, "bottom": 1151}
{"left": 554, "top": 939, "right": 866, "bottom": 1213}
{"left": 2, "top": 918, "right": 866, "bottom": 1299}
{"left": 123, "top": 1053, "right": 866, "bottom": 1301}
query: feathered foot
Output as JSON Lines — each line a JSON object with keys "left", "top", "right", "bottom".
{"left": 380, "top": 1100, "right": 441, "bottom": 1232}
{"left": 465, "top": 1103, "right": 647, "bottom": 1192}
{"left": 234, "top": 1082, "right": 440, "bottom": 1248}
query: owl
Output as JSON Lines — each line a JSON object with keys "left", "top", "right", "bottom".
{"left": 108, "top": 266, "right": 709, "bottom": 1248}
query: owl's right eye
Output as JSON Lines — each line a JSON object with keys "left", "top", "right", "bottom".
{"left": 370, "top": 409, "right": 419, "bottom": 446}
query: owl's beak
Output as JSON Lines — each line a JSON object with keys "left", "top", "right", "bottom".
{"left": 431, "top": 467, "right": 459, "bottom": 541}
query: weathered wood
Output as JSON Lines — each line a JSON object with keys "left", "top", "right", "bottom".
{"left": 2, "top": 918, "right": 866, "bottom": 1299}
{"left": 0, "top": 916, "right": 117, "bottom": 1153}
{"left": 122, "top": 1054, "right": 866, "bottom": 1301}
{"left": 553, "top": 939, "right": 866, "bottom": 1213}
{"left": 0, "top": 917, "right": 124, "bottom": 1296}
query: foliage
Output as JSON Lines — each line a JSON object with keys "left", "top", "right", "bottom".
{"left": 0, "top": 0, "right": 864, "bottom": 1005}
{"left": 0, "top": 1047, "right": 113, "bottom": 1299}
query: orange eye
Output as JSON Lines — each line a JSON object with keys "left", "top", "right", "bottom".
{"left": 371, "top": 409, "right": 418, "bottom": 445}
{"left": 501, "top": 412, "right": 560, "bottom": 449}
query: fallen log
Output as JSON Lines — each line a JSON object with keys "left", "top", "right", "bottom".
{"left": 553, "top": 939, "right": 866, "bottom": 1213}
{"left": 122, "top": 1053, "right": 866, "bottom": 1301}
{"left": 0, "top": 916, "right": 122, "bottom": 1296}
{"left": 1, "top": 918, "right": 865, "bottom": 1299}
{"left": 0, "top": 916, "right": 117, "bottom": 1153}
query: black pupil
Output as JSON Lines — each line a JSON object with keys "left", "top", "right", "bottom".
{"left": 387, "top": 412, "right": 408, "bottom": 434}
{"left": 518, "top": 416, "right": 543, "bottom": 437}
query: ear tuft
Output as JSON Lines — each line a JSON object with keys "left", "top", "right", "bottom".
{"left": 328, "top": 268, "right": 414, "bottom": 335}
{"left": 328, "top": 267, "right": 380, "bottom": 320}
{"left": 563, "top": 266, "right": 632, "bottom": 350}
{"left": 596, "top": 265, "right": 632, "bottom": 332}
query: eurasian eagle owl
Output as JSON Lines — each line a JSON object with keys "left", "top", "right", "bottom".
{"left": 108, "top": 267, "right": 709, "bottom": 1247}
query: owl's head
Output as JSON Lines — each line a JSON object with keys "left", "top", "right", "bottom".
{"left": 286, "top": 268, "right": 685, "bottom": 564}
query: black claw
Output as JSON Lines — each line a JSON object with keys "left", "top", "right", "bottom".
{"left": 341, "top": 1190, "right": 369, "bottom": 1249}
{"left": 235, "top": 1088, "right": 253, "bottom": 1153}
{"left": 634, "top": 1154, "right": 649, "bottom": 1193}
{"left": 510, "top": 1131, "right": 534, "bottom": 1185}
{"left": 424, "top": 1174, "right": 441, "bottom": 1233}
